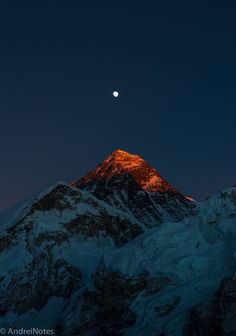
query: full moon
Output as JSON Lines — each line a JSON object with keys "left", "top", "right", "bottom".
{"left": 112, "top": 91, "right": 119, "bottom": 97}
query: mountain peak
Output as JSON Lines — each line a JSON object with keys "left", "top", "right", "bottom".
{"left": 73, "top": 149, "right": 176, "bottom": 194}
{"left": 109, "top": 149, "right": 138, "bottom": 160}
{"left": 110, "top": 149, "right": 130, "bottom": 155}
{"left": 71, "top": 149, "right": 193, "bottom": 225}
{"left": 104, "top": 149, "right": 146, "bottom": 172}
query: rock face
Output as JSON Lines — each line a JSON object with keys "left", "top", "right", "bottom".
{"left": 185, "top": 277, "right": 236, "bottom": 336}
{"left": 0, "top": 181, "right": 145, "bottom": 325}
{"left": 0, "top": 150, "right": 235, "bottom": 335}
{"left": 72, "top": 150, "right": 194, "bottom": 226}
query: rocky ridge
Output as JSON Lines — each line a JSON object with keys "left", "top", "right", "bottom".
{"left": 0, "top": 150, "right": 235, "bottom": 335}
{"left": 72, "top": 150, "right": 194, "bottom": 226}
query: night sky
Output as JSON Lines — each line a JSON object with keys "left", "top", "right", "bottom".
{"left": 1, "top": 0, "right": 236, "bottom": 211}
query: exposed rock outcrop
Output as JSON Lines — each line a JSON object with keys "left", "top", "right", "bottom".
{"left": 72, "top": 150, "right": 194, "bottom": 225}
{"left": 185, "top": 277, "right": 236, "bottom": 336}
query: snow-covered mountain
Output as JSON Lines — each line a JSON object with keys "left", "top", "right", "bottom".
{"left": 0, "top": 150, "right": 235, "bottom": 335}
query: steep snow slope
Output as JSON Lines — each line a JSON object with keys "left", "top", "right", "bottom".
{"left": 0, "top": 182, "right": 145, "bottom": 249}
{"left": 58, "top": 188, "right": 236, "bottom": 335}
{"left": 0, "top": 181, "right": 146, "bottom": 329}
{"left": 88, "top": 188, "right": 236, "bottom": 336}
{"left": 0, "top": 187, "right": 235, "bottom": 335}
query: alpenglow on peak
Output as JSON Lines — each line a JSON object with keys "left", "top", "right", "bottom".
{"left": 72, "top": 149, "right": 176, "bottom": 193}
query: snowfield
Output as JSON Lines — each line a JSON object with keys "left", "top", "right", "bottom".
{"left": 0, "top": 150, "right": 235, "bottom": 335}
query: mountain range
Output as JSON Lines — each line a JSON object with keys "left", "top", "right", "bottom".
{"left": 0, "top": 149, "right": 235, "bottom": 336}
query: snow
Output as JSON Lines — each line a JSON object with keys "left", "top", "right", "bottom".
{"left": 53, "top": 238, "right": 113, "bottom": 281}
{"left": 0, "top": 240, "right": 33, "bottom": 284}
{"left": 97, "top": 189, "right": 236, "bottom": 335}
{"left": 0, "top": 181, "right": 68, "bottom": 234}
{"left": 1, "top": 297, "right": 65, "bottom": 330}
{"left": 0, "top": 181, "right": 235, "bottom": 335}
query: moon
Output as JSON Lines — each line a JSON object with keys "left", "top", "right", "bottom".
{"left": 112, "top": 91, "right": 119, "bottom": 98}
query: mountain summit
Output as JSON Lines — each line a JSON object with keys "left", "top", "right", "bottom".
{"left": 72, "top": 149, "right": 193, "bottom": 225}
{"left": 74, "top": 149, "right": 176, "bottom": 194}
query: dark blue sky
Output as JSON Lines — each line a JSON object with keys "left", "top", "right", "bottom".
{"left": 0, "top": 0, "right": 236, "bottom": 210}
